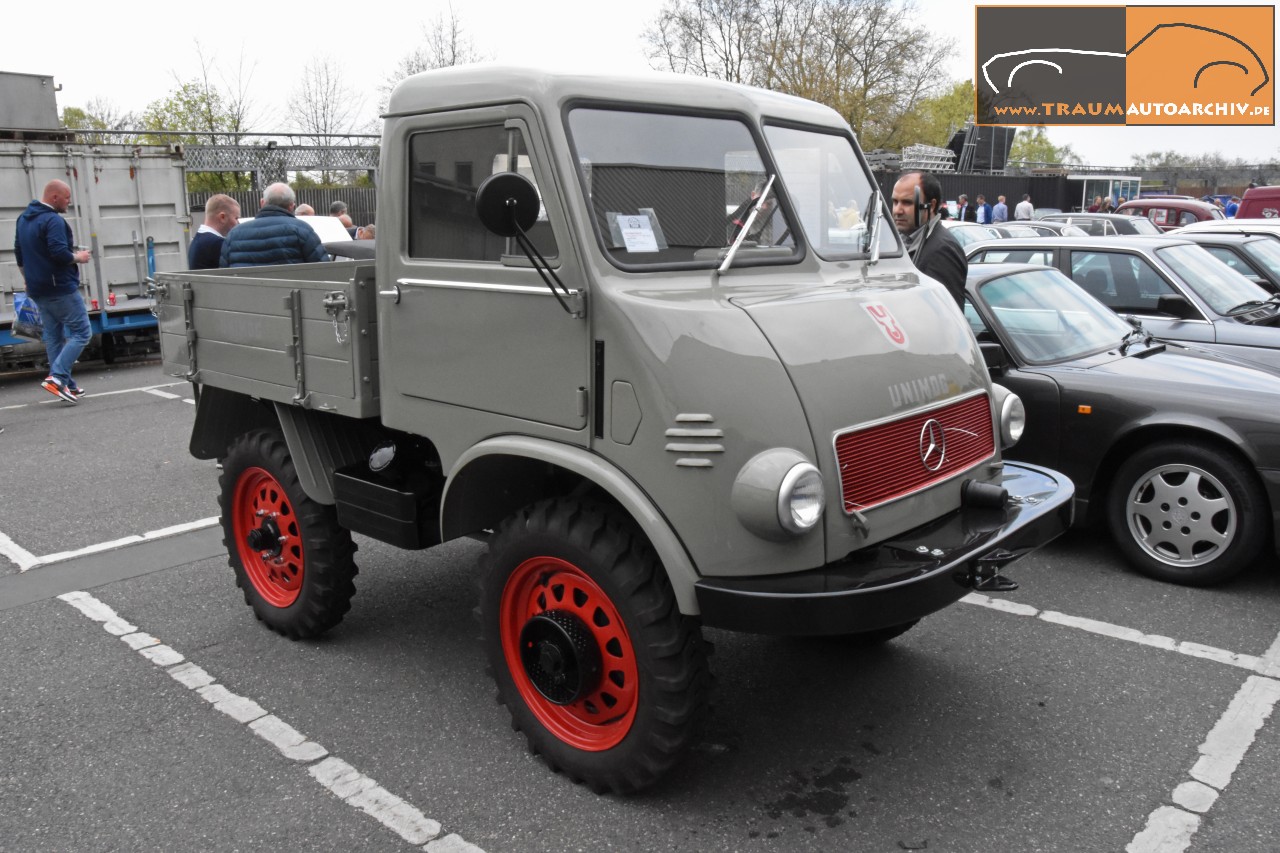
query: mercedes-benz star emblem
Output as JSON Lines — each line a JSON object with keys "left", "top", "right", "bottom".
{"left": 919, "top": 419, "right": 947, "bottom": 471}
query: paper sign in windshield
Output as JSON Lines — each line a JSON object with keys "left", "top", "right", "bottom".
{"left": 619, "top": 214, "right": 659, "bottom": 253}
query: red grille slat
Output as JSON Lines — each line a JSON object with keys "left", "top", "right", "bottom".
{"left": 835, "top": 394, "right": 995, "bottom": 513}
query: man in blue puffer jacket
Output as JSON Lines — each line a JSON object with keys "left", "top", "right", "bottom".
{"left": 14, "top": 180, "right": 93, "bottom": 404}
{"left": 220, "top": 182, "right": 328, "bottom": 267}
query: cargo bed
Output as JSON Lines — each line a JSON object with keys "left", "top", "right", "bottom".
{"left": 156, "top": 260, "right": 379, "bottom": 418}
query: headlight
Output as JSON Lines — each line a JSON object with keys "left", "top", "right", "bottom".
{"left": 732, "top": 450, "right": 825, "bottom": 540}
{"left": 778, "top": 463, "right": 825, "bottom": 534}
{"left": 991, "top": 383, "right": 1025, "bottom": 449}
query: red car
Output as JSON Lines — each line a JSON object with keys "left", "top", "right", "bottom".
{"left": 1116, "top": 197, "right": 1225, "bottom": 231}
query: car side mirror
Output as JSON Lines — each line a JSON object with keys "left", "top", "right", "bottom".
{"left": 979, "top": 341, "right": 1007, "bottom": 373}
{"left": 1156, "top": 293, "right": 1198, "bottom": 319}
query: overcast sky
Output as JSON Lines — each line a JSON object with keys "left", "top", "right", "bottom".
{"left": 5, "top": 0, "right": 1277, "bottom": 168}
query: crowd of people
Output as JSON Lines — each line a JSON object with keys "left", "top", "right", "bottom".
{"left": 187, "top": 185, "right": 377, "bottom": 270}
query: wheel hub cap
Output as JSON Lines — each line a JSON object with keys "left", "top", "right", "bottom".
{"left": 245, "top": 517, "right": 283, "bottom": 558}
{"left": 519, "top": 610, "right": 601, "bottom": 705}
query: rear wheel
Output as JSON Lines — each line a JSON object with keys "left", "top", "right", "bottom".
{"left": 1107, "top": 440, "right": 1267, "bottom": 586}
{"left": 478, "top": 498, "right": 710, "bottom": 793}
{"left": 220, "top": 429, "right": 357, "bottom": 638}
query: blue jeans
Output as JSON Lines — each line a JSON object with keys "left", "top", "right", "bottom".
{"left": 33, "top": 291, "right": 92, "bottom": 385}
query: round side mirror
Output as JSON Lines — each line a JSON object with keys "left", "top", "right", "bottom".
{"left": 475, "top": 172, "right": 540, "bottom": 237}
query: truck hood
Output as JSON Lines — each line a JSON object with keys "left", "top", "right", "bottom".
{"left": 731, "top": 280, "right": 990, "bottom": 436}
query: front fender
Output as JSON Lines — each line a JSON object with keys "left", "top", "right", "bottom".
{"left": 442, "top": 436, "right": 702, "bottom": 614}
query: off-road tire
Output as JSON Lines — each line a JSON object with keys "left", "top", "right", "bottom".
{"left": 478, "top": 498, "right": 711, "bottom": 794}
{"left": 220, "top": 429, "right": 358, "bottom": 638}
{"left": 1107, "top": 440, "right": 1267, "bottom": 586}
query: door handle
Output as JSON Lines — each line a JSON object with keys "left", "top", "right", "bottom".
{"left": 378, "top": 285, "right": 401, "bottom": 304}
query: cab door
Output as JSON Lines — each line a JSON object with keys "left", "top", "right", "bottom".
{"left": 378, "top": 107, "right": 590, "bottom": 436}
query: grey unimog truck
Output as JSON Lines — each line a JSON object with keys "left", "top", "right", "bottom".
{"left": 157, "top": 66, "right": 1073, "bottom": 793}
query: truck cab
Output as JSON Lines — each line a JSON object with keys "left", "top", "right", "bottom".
{"left": 158, "top": 66, "right": 1072, "bottom": 794}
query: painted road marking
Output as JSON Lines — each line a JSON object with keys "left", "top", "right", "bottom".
{"left": 0, "top": 530, "right": 39, "bottom": 572}
{"left": 962, "top": 593, "right": 1268, "bottom": 675}
{"left": 1127, "top": 675, "right": 1280, "bottom": 853}
{"left": 963, "top": 593, "right": 1280, "bottom": 853}
{"left": 57, "top": 590, "right": 483, "bottom": 853}
{"left": 0, "top": 380, "right": 190, "bottom": 411}
{"left": 10, "top": 517, "right": 220, "bottom": 573}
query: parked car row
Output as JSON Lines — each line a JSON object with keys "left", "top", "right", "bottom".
{"left": 964, "top": 263, "right": 1280, "bottom": 587}
{"left": 949, "top": 218, "right": 1280, "bottom": 588}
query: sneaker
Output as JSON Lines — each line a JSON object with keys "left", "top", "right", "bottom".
{"left": 68, "top": 386, "right": 86, "bottom": 399}
{"left": 41, "top": 376, "right": 79, "bottom": 404}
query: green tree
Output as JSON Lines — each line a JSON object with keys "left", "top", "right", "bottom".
{"left": 62, "top": 98, "right": 139, "bottom": 144}
{"left": 896, "top": 80, "right": 974, "bottom": 148}
{"left": 139, "top": 42, "right": 258, "bottom": 192}
{"left": 1009, "top": 126, "right": 1079, "bottom": 167}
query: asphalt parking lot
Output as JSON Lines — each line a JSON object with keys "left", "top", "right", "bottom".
{"left": 1, "top": 358, "right": 1278, "bottom": 852}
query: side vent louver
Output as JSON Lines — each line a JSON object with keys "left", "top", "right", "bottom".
{"left": 665, "top": 414, "right": 724, "bottom": 468}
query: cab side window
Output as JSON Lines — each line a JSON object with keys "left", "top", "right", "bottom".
{"left": 408, "top": 125, "right": 557, "bottom": 262}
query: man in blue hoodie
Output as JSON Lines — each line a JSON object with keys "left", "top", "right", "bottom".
{"left": 14, "top": 180, "right": 92, "bottom": 403}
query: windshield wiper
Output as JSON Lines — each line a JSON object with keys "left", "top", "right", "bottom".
{"left": 863, "top": 187, "right": 883, "bottom": 265}
{"left": 1226, "top": 299, "right": 1270, "bottom": 316}
{"left": 718, "top": 174, "right": 776, "bottom": 275}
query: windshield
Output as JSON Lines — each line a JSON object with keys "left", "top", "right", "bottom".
{"left": 977, "top": 268, "right": 1133, "bottom": 363}
{"left": 1242, "top": 239, "right": 1280, "bottom": 281}
{"left": 1156, "top": 244, "right": 1270, "bottom": 314}
{"left": 568, "top": 108, "right": 799, "bottom": 268}
{"left": 762, "top": 125, "right": 898, "bottom": 259}
{"left": 948, "top": 224, "right": 1001, "bottom": 246}
{"left": 1127, "top": 217, "right": 1162, "bottom": 235}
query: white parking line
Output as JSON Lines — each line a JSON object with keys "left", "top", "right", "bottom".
{"left": 962, "top": 593, "right": 1280, "bottom": 853}
{"left": 1127, "top": 676, "right": 1280, "bottom": 853}
{"left": 9, "top": 517, "right": 221, "bottom": 573}
{"left": 57, "top": 590, "right": 483, "bottom": 853}
{"left": 0, "top": 380, "right": 190, "bottom": 411}
{"left": 962, "top": 594, "right": 1267, "bottom": 674}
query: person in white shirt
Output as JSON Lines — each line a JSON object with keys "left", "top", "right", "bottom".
{"left": 1014, "top": 194, "right": 1035, "bottom": 220}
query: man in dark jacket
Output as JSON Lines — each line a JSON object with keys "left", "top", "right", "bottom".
{"left": 891, "top": 171, "right": 967, "bottom": 309}
{"left": 220, "top": 183, "right": 328, "bottom": 267}
{"left": 14, "top": 180, "right": 93, "bottom": 403}
{"left": 188, "top": 194, "right": 241, "bottom": 269}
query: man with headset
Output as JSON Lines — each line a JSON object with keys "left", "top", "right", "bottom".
{"left": 890, "top": 170, "right": 967, "bottom": 309}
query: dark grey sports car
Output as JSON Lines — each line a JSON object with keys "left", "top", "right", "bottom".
{"left": 965, "top": 263, "right": 1280, "bottom": 586}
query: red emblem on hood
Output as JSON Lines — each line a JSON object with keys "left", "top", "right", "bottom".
{"left": 864, "top": 302, "right": 908, "bottom": 347}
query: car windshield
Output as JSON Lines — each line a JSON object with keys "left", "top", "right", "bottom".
{"left": 977, "top": 268, "right": 1132, "bottom": 363}
{"left": 1242, "top": 239, "right": 1280, "bottom": 281}
{"left": 762, "top": 124, "right": 898, "bottom": 259}
{"left": 1126, "top": 217, "right": 1162, "bottom": 235}
{"left": 949, "top": 225, "right": 1001, "bottom": 246}
{"left": 1156, "top": 244, "right": 1271, "bottom": 314}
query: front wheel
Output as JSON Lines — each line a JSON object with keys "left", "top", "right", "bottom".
{"left": 478, "top": 498, "right": 710, "bottom": 794}
{"left": 1107, "top": 441, "right": 1268, "bottom": 586}
{"left": 220, "top": 429, "right": 358, "bottom": 638}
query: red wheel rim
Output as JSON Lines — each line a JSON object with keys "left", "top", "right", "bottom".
{"left": 232, "top": 467, "right": 304, "bottom": 608}
{"left": 500, "top": 556, "right": 639, "bottom": 751}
